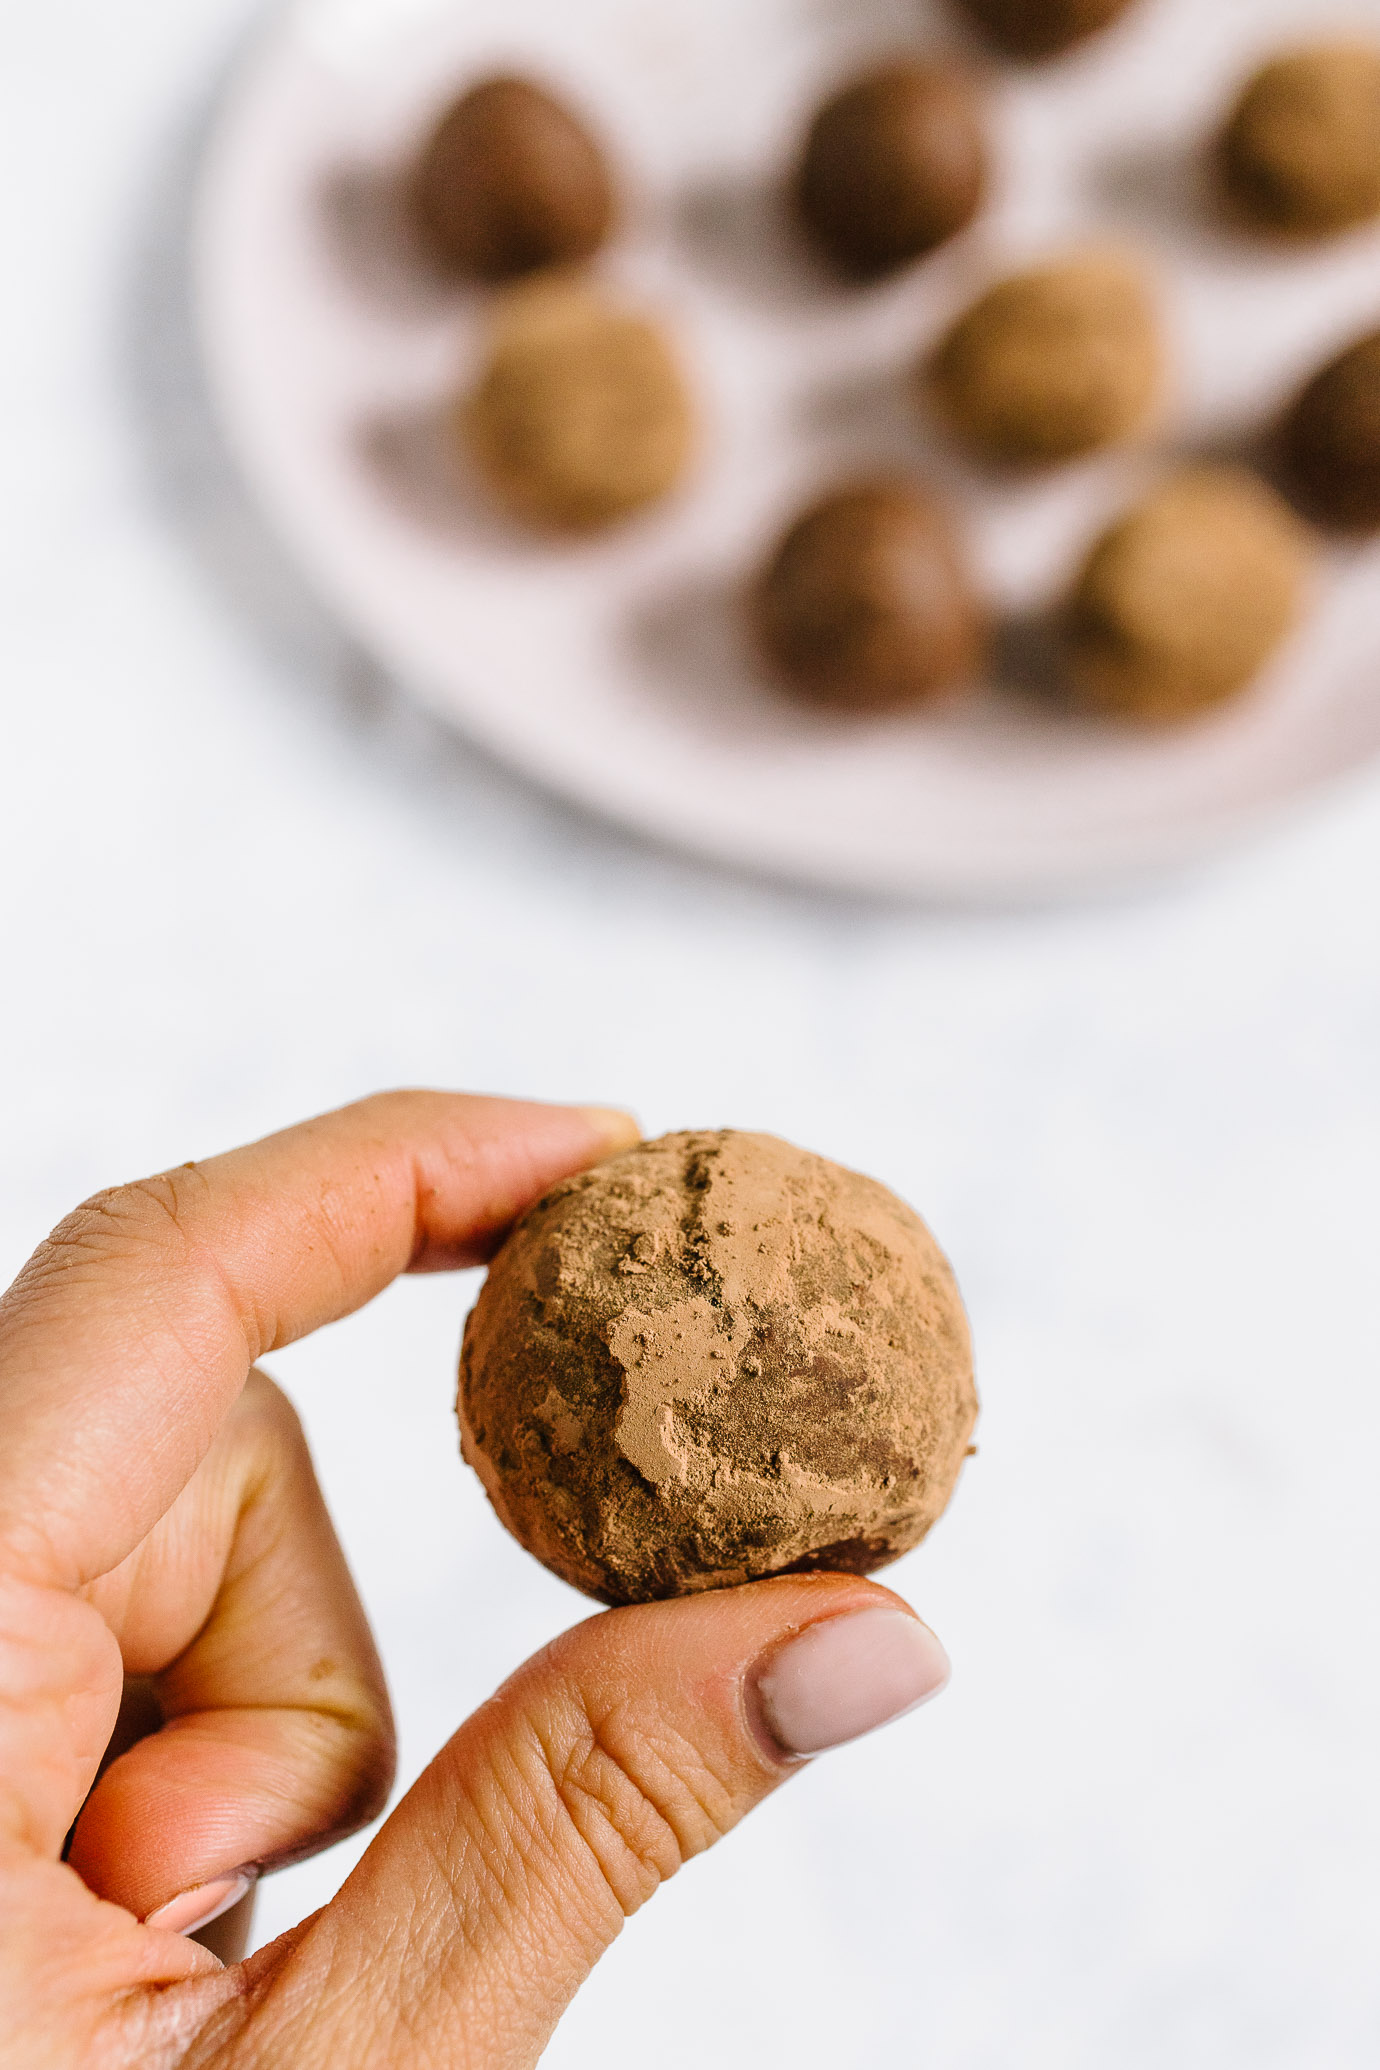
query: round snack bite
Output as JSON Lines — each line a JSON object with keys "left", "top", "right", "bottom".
{"left": 796, "top": 60, "right": 989, "bottom": 281}
{"left": 1217, "top": 45, "right": 1380, "bottom": 239}
{"left": 461, "top": 279, "right": 696, "bottom": 531}
{"left": 459, "top": 1130, "right": 977, "bottom": 1606}
{"left": 948, "top": 0, "right": 1138, "bottom": 62}
{"left": 924, "top": 253, "right": 1164, "bottom": 467}
{"left": 751, "top": 480, "right": 986, "bottom": 712}
{"left": 412, "top": 74, "right": 617, "bottom": 280}
{"left": 1062, "top": 468, "right": 1312, "bottom": 722}
{"left": 1280, "top": 328, "right": 1380, "bottom": 531}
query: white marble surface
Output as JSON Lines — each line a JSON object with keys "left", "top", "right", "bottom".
{"left": 2, "top": 3, "right": 1379, "bottom": 2065}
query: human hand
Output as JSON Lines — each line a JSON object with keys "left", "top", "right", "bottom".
{"left": 0, "top": 1092, "right": 950, "bottom": 2068}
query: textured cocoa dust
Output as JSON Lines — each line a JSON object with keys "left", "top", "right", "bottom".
{"left": 458, "top": 1130, "right": 977, "bottom": 1605}
{"left": 461, "top": 278, "right": 695, "bottom": 532}
{"left": 1218, "top": 46, "right": 1380, "bottom": 239}
{"left": 925, "top": 253, "right": 1163, "bottom": 468}
{"left": 1063, "top": 466, "right": 1312, "bottom": 720}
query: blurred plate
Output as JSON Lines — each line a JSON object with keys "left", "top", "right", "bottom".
{"left": 196, "top": 0, "right": 1380, "bottom": 897}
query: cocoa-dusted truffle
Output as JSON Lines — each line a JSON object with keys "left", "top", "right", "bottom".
{"left": 459, "top": 1131, "right": 977, "bottom": 1606}
{"left": 1280, "top": 328, "right": 1380, "bottom": 530}
{"left": 924, "top": 253, "right": 1164, "bottom": 467}
{"left": 1062, "top": 468, "right": 1312, "bottom": 721}
{"left": 413, "top": 75, "right": 616, "bottom": 280}
{"left": 948, "top": 0, "right": 1137, "bottom": 62}
{"left": 796, "top": 60, "right": 989, "bottom": 281}
{"left": 461, "top": 278, "right": 695, "bottom": 531}
{"left": 751, "top": 480, "right": 986, "bottom": 711}
{"left": 1217, "top": 45, "right": 1380, "bottom": 239}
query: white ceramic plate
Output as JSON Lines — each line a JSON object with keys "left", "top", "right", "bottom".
{"left": 196, "top": 0, "right": 1380, "bottom": 897}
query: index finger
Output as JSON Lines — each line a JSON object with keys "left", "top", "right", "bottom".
{"left": 0, "top": 1091, "right": 638, "bottom": 1589}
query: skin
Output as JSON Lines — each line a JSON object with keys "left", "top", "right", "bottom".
{"left": 0, "top": 1090, "right": 916, "bottom": 2069}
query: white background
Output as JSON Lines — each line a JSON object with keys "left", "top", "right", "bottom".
{"left": 2, "top": 3, "right": 1378, "bottom": 2066}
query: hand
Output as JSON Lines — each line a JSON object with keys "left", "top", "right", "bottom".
{"left": 0, "top": 1091, "right": 950, "bottom": 2068}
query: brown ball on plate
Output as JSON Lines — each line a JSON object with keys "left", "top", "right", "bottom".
{"left": 461, "top": 278, "right": 695, "bottom": 531}
{"left": 925, "top": 253, "right": 1164, "bottom": 468}
{"left": 459, "top": 1130, "right": 977, "bottom": 1606}
{"left": 751, "top": 480, "right": 986, "bottom": 712}
{"left": 948, "top": 0, "right": 1137, "bottom": 62}
{"left": 795, "top": 60, "right": 989, "bottom": 280}
{"left": 412, "top": 75, "right": 617, "bottom": 280}
{"left": 1280, "top": 328, "right": 1380, "bottom": 530}
{"left": 1217, "top": 45, "right": 1380, "bottom": 238}
{"left": 1062, "top": 468, "right": 1312, "bottom": 722}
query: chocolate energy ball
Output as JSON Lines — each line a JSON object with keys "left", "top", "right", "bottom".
{"left": 1217, "top": 45, "right": 1380, "bottom": 238}
{"left": 948, "top": 0, "right": 1138, "bottom": 62}
{"left": 751, "top": 480, "right": 986, "bottom": 711}
{"left": 412, "top": 75, "right": 616, "bottom": 280}
{"left": 459, "top": 1131, "right": 977, "bottom": 1606}
{"left": 1062, "top": 468, "right": 1312, "bottom": 722}
{"left": 461, "top": 279, "right": 695, "bottom": 531}
{"left": 1280, "top": 329, "right": 1380, "bottom": 531}
{"left": 796, "top": 60, "right": 989, "bottom": 280}
{"left": 925, "top": 253, "right": 1163, "bottom": 468}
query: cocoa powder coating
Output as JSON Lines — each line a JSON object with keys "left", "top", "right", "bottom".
{"left": 924, "top": 254, "right": 1164, "bottom": 468}
{"left": 1062, "top": 467, "right": 1312, "bottom": 721}
{"left": 461, "top": 278, "right": 695, "bottom": 531}
{"left": 459, "top": 1131, "right": 977, "bottom": 1606}
{"left": 1217, "top": 46, "right": 1380, "bottom": 239}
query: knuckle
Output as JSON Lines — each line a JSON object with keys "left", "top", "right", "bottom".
{"left": 11, "top": 1166, "right": 256, "bottom": 1360}
{"left": 535, "top": 1693, "right": 740, "bottom": 1920}
{"left": 87, "top": 1167, "right": 210, "bottom": 1239}
{"left": 3, "top": 1175, "right": 221, "bottom": 1345}
{"left": 42, "top": 1167, "right": 212, "bottom": 1270}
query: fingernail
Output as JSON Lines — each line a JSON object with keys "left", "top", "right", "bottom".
{"left": 145, "top": 1870, "right": 256, "bottom": 1938}
{"left": 756, "top": 1609, "right": 951, "bottom": 1758}
{"left": 577, "top": 1107, "right": 642, "bottom": 1155}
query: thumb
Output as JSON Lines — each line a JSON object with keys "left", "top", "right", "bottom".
{"left": 220, "top": 1576, "right": 949, "bottom": 2069}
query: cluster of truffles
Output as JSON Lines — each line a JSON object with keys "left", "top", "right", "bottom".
{"left": 750, "top": 22, "right": 1380, "bottom": 723}
{"left": 404, "top": 6, "right": 1380, "bottom": 726}
{"left": 411, "top": 76, "right": 696, "bottom": 532}
{"left": 459, "top": 1131, "right": 977, "bottom": 1604}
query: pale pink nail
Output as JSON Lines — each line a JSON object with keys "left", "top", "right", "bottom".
{"left": 756, "top": 1609, "right": 951, "bottom": 1757}
{"left": 144, "top": 1870, "right": 255, "bottom": 1937}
